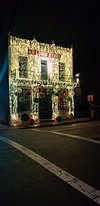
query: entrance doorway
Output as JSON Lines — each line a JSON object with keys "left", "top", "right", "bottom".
{"left": 39, "top": 94, "right": 52, "bottom": 119}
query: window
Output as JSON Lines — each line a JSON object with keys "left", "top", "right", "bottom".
{"left": 41, "top": 60, "right": 47, "bottom": 80}
{"left": 59, "top": 62, "right": 65, "bottom": 81}
{"left": 19, "top": 56, "right": 28, "bottom": 78}
{"left": 17, "top": 88, "right": 31, "bottom": 112}
{"left": 58, "top": 90, "right": 67, "bottom": 110}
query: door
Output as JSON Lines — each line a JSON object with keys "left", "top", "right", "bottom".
{"left": 39, "top": 94, "right": 52, "bottom": 119}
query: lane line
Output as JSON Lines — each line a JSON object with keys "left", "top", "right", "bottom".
{"left": 32, "top": 129, "right": 100, "bottom": 145}
{"left": 53, "top": 122, "right": 100, "bottom": 132}
{"left": 50, "top": 131, "right": 100, "bottom": 145}
{"left": 0, "top": 135, "right": 100, "bottom": 205}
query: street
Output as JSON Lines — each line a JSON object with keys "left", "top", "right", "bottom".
{"left": 0, "top": 120, "right": 100, "bottom": 206}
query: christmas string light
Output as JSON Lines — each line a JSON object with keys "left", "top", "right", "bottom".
{"left": 9, "top": 35, "right": 76, "bottom": 126}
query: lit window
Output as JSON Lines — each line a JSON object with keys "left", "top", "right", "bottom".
{"left": 58, "top": 89, "right": 67, "bottom": 110}
{"left": 17, "top": 87, "right": 31, "bottom": 112}
{"left": 41, "top": 60, "right": 47, "bottom": 80}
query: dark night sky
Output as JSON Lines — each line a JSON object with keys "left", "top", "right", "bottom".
{"left": 0, "top": 0, "right": 100, "bottom": 74}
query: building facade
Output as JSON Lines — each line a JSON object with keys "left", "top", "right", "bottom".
{"left": 9, "top": 36, "right": 76, "bottom": 126}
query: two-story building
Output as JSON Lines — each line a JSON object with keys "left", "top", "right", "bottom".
{"left": 8, "top": 35, "right": 76, "bottom": 126}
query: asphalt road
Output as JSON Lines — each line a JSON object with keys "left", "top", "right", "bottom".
{"left": 0, "top": 120, "right": 100, "bottom": 206}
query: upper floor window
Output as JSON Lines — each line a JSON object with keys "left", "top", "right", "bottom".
{"left": 41, "top": 60, "right": 47, "bottom": 80}
{"left": 59, "top": 62, "right": 65, "bottom": 81}
{"left": 19, "top": 56, "right": 28, "bottom": 78}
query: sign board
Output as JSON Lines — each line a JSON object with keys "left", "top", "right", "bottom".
{"left": 87, "top": 95, "right": 93, "bottom": 102}
{"left": 28, "top": 49, "right": 61, "bottom": 59}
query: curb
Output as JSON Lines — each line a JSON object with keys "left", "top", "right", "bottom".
{"left": 19, "top": 117, "right": 91, "bottom": 129}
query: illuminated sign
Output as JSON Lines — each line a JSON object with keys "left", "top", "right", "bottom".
{"left": 28, "top": 49, "right": 61, "bottom": 59}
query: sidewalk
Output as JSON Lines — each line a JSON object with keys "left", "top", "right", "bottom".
{"left": 0, "top": 124, "right": 10, "bottom": 129}
{"left": 0, "top": 117, "right": 92, "bottom": 129}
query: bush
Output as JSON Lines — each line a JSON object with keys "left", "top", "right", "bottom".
{"left": 56, "top": 116, "right": 62, "bottom": 122}
{"left": 21, "top": 113, "right": 30, "bottom": 122}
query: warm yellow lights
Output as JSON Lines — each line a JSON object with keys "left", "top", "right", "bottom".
{"left": 9, "top": 35, "right": 76, "bottom": 126}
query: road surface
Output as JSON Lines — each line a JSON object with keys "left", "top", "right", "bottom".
{"left": 0, "top": 120, "right": 100, "bottom": 206}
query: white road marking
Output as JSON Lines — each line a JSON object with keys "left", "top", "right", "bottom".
{"left": 32, "top": 128, "right": 100, "bottom": 145}
{"left": 31, "top": 128, "right": 43, "bottom": 132}
{"left": 53, "top": 122, "right": 100, "bottom": 132}
{"left": 31, "top": 121, "right": 100, "bottom": 133}
{"left": 0, "top": 135, "right": 100, "bottom": 205}
{"left": 50, "top": 131, "right": 100, "bottom": 145}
